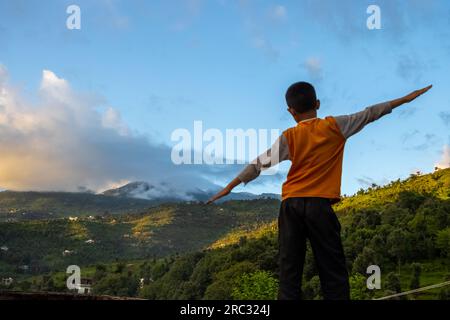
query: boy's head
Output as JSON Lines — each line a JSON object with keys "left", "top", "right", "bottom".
{"left": 285, "top": 82, "right": 320, "bottom": 115}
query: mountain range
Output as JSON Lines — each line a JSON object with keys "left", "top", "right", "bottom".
{"left": 0, "top": 181, "right": 280, "bottom": 222}
{"left": 101, "top": 181, "right": 280, "bottom": 202}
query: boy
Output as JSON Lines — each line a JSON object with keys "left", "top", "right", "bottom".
{"left": 207, "top": 82, "right": 432, "bottom": 300}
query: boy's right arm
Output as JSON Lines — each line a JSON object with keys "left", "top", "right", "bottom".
{"left": 206, "top": 134, "right": 289, "bottom": 204}
{"left": 334, "top": 85, "right": 432, "bottom": 139}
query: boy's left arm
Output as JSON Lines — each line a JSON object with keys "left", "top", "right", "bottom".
{"left": 207, "top": 134, "right": 290, "bottom": 204}
{"left": 334, "top": 85, "right": 432, "bottom": 139}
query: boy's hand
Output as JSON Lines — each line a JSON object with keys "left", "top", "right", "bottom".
{"left": 403, "top": 85, "right": 432, "bottom": 103}
{"left": 206, "top": 186, "right": 231, "bottom": 204}
{"left": 206, "top": 177, "right": 241, "bottom": 204}
{"left": 389, "top": 85, "right": 432, "bottom": 109}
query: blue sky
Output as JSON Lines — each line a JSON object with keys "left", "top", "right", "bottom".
{"left": 0, "top": 0, "right": 449, "bottom": 196}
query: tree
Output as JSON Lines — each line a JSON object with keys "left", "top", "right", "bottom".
{"left": 397, "top": 191, "right": 425, "bottom": 212}
{"left": 204, "top": 262, "right": 256, "bottom": 300}
{"left": 352, "top": 247, "right": 376, "bottom": 275}
{"left": 151, "top": 260, "right": 170, "bottom": 280}
{"left": 349, "top": 273, "right": 373, "bottom": 300}
{"left": 93, "top": 273, "right": 139, "bottom": 297}
{"left": 384, "top": 272, "right": 401, "bottom": 293}
{"left": 114, "top": 262, "right": 126, "bottom": 274}
{"left": 231, "top": 270, "right": 278, "bottom": 300}
{"left": 93, "top": 264, "right": 107, "bottom": 282}
{"left": 409, "top": 263, "right": 421, "bottom": 290}
{"left": 436, "top": 228, "right": 450, "bottom": 257}
{"left": 387, "top": 229, "right": 411, "bottom": 271}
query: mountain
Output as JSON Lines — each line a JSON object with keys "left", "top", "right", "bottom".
{"left": 0, "top": 185, "right": 280, "bottom": 222}
{"left": 101, "top": 181, "right": 281, "bottom": 202}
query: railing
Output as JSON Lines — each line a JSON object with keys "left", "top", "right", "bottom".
{"left": 374, "top": 280, "right": 450, "bottom": 300}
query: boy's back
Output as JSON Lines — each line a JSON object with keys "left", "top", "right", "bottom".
{"left": 282, "top": 116, "right": 345, "bottom": 202}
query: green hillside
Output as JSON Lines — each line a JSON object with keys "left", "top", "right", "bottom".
{"left": 335, "top": 168, "right": 450, "bottom": 212}
{"left": 90, "top": 168, "right": 450, "bottom": 300}
{"left": 1, "top": 169, "right": 450, "bottom": 300}
{"left": 0, "top": 200, "right": 279, "bottom": 277}
{"left": 0, "top": 191, "right": 156, "bottom": 221}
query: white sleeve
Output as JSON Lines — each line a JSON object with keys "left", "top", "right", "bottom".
{"left": 334, "top": 102, "right": 392, "bottom": 139}
{"left": 237, "top": 134, "right": 290, "bottom": 184}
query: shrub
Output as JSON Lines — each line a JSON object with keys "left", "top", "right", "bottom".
{"left": 231, "top": 270, "right": 278, "bottom": 300}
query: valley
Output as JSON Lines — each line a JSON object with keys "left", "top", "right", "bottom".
{"left": 0, "top": 168, "right": 449, "bottom": 300}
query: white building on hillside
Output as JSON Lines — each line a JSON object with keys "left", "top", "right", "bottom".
{"left": 1, "top": 277, "right": 13, "bottom": 286}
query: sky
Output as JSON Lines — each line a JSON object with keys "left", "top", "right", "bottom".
{"left": 0, "top": 0, "right": 449, "bottom": 197}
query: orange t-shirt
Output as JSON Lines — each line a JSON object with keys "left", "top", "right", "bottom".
{"left": 282, "top": 116, "right": 345, "bottom": 203}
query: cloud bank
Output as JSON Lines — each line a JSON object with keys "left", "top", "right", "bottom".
{"left": 0, "top": 66, "right": 235, "bottom": 196}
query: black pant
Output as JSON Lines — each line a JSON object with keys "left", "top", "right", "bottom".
{"left": 278, "top": 197, "right": 350, "bottom": 300}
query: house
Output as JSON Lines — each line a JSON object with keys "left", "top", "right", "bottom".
{"left": 0, "top": 245, "right": 8, "bottom": 252}
{"left": 1, "top": 277, "right": 13, "bottom": 286}
{"left": 77, "top": 278, "right": 92, "bottom": 294}
{"left": 63, "top": 250, "right": 74, "bottom": 256}
{"left": 68, "top": 217, "right": 78, "bottom": 222}
{"left": 19, "top": 265, "right": 29, "bottom": 271}
{"left": 85, "top": 239, "right": 95, "bottom": 244}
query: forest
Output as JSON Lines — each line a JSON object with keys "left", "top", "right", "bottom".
{"left": 1, "top": 168, "right": 449, "bottom": 300}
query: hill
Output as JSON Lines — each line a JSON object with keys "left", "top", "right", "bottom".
{"left": 335, "top": 169, "right": 450, "bottom": 213}
{"left": 85, "top": 168, "right": 450, "bottom": 300}
{"left": 1, "top": 169, "right": 449, "bottom": 300}
{"left": 0, "top": 188, "right": 280, "bottom": 222}
{"left": 0, "top": 199, "right": 279, "bottom": 276}
{"left": 0, "top": 191, "right": 155, "bottom": 222}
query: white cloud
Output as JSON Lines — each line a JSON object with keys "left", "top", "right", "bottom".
{"left": 435, "top": 144, "right": 450, "bottom": 169}
{"left": 40, "top": 70, "right": 70, "bottom": 101}
{"left": 0, "top": 64, "right": 7, "bottom": 81}
{"left": 251, "top": 35, "right": 279, "bottom": 61}
{"left": 303, "top": 57, "right": 323, "bottom": 81}
{"left": 0, "top": 66, "right": 230, "bottom": 195}
{"left": 269, "top": 5, "right": 287, "bottom": 21}
{"left": 101, "top": 107, "right": 130, "bottom": 136}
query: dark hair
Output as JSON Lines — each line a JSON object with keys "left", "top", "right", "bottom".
{"left": 285, "top": 82, "right": 317, "bottom": 113}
